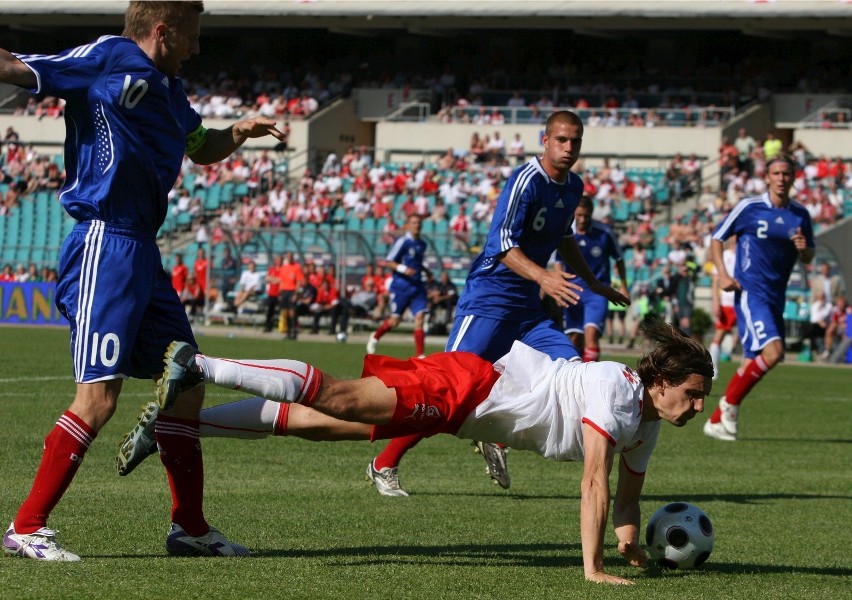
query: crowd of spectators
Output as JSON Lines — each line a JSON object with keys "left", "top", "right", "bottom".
{"left": 9, "top": 70, "right": 327, "bottom": 123}
{"left": 715, "top": 131, "right": 848, "bottom": 231}
{"left": 1, "top": 127, "right": 64, "bottom": 215}
{"left": 177, "top": 246, "right": 458, "bottom": 339}
{"left": 0, "top": 261, "right": 58, "bottom": 283}
{"left": 2, "top": 111, "right": 850, "bottom": 359}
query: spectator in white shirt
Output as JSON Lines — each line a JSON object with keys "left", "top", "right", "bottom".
{"left": 234, "top": 260, "right": 264, "bottom": 311}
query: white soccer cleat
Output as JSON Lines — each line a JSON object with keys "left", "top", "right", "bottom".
{"left": 3, "top": 522, "right": 81, "bottom": 561}
{"left": 165, "top": 523, "right": 251, "bottom": 557}
{"left": 366, "top": 332, "right": 379, "bottom": 355}
{"left": 474, "top": 441, "right": 511, "bottom": 489}
{"left": 157, "top": 341, "right": 203, "bottom": 410}
{"left": 718, "top": 396, "right": 739, "bottom": 436}
{"left": 703, "top": 419, "right": 737, "bottom": 442}
{"left": 366, "top": 460, "right": 409, "bottom": 497}
{"left": 116, "top": 401, "right": 160, "bottom": 476}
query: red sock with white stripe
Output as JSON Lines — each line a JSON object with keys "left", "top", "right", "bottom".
{"left": 156, "top": 415, "right": 207, "bottom": 537}
{"left": 724, "top": 355, "right": 770, "bottom": 406}
{"left": 709, "top": 356, "right": 770, "bottom": 423}
{"left": 374, "top": 434, "right": 423, "bottom": 470}
{"left": 14, "top": 411, "right": 96, "bottom": 533}
{"left": 199, "top": 396, "right": 286, "bottom": 439}
{"left": 414, "top": 329, "right": 425, "bottom": 356}
{"left": 374, "top": 320, "right": 392, "bottom": 340}
{"left": 583, "top": 346, "right": 600, "bottom": 362}
{"left": 196, "top": 355, "right": 323, "bottom": 406}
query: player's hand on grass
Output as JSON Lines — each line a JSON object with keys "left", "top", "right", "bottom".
{"left": 618, "top": 540, "right": 648, "bottom": 568}
{"left": 585, "top": 570, "right": 635, "bottom": 585}
{"left": 541, "top": 270, "right": 583, "bottom": 307}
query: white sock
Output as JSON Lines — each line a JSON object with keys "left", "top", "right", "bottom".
{"left": 199, "top": 397, "right": 284, "bottom": 439}
{"left": 196, "top": 355, "right": 322, "bottom": 404}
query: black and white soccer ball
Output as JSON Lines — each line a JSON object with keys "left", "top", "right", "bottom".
{"left": 645, "top": 502, "right": 714, "bottom": 569}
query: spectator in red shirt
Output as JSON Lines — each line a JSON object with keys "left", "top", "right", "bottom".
{"left": 309, "top": 278, "right": 341, "bottom": 334}
{"left": 263, "top": 254, "right": 283, "bottom": 333}
{"left": 450, "top": 205, "right": 471, "bottom": 251}
{"left": 171, "top": 253, "right": 188, "bottom": 295}
{"left": 397, "top": 193, "right": 418, "bottom": 222}
{"left": 277, "top": 252, "right": 306, "bottom": 339}
{"left": 0, "top": 263, "right": 14, "bottom": 282}
{"left": 193, "top": 247, "right": 209, "bottom": 295}
{"left": 180, "top": 274, "right": 205, "bottom": 320}
{"left": 393, "top": 167, "right": 410, "bottom": 195}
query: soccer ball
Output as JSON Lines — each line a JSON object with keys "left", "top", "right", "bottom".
{"left": 336, "top": 331, "right": 348, "bottom": 343}
{"left": 645, "top": 502, "right": 714, "bottom": 569}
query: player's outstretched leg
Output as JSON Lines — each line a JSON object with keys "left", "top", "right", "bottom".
{"left": 116, "top": 402, "right": 160, "bottom": 476}
{"left": 160, "top": 344, "right": 324, "bottom": 408}
{"left": 157, "top": 341, "right": 203, "bottom": 410}
{"left": 474, "top": 442, "right": 511, "bottom": 489}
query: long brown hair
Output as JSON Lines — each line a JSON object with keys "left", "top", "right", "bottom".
{"left": 635, "top": 318, "right": 713, "bottom": 387}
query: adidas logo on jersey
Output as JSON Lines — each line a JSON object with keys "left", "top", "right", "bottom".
{"left": 775, "top": 216, "right": 784, "bottom": 224}
{"left": 161, "top": 76, "right": 169, "bottom": 88}
{"left": 555, "top": 199, "right": 565, "bottom": 208}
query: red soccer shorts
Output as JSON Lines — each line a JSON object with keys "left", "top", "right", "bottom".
{"left": 363, "top": 351, "right": 501, "bottom": 441}
{"left": 715, "top": 305, "right": 737, "bottom": 332}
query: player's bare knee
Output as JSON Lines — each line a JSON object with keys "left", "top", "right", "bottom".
{"left": 71, "top": 381, "right": 121, "bottom": 429}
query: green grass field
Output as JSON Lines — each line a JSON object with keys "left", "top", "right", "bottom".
{"left": 0, "top": 326, "right": 850, "bottom": 599}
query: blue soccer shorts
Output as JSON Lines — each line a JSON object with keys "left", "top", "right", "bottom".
{"left": 563, "top": 291, "right": 608, "bottom": 335}
{"left": 446, "top": 312, "right": 579, "bottom": 363}
{"left": 56, "top": 221, "right": 197, "bottom": 382}
{"left": 388, "top": 285, "right": 429, "bottom": 318}
{"left": 735, "top": 290, "right": 784, "bottom": 359}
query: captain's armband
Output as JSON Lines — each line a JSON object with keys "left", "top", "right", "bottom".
{"left": 185, "top": 124, "right": 208, "bottom": 155}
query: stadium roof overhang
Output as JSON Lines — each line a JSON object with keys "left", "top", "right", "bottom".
{"left": 0, "top": 0, "right": 850, "bottom": 37}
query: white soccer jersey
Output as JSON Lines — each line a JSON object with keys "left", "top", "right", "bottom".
{"left": 457, "top": 342, "right": 660, "bottom": 474}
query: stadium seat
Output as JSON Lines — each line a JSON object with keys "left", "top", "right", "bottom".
{"left": 221, "top": 181, "right": 235, "bottom": 203}
{"left": 177, "top": 211, "right": 194, "bottom": 230}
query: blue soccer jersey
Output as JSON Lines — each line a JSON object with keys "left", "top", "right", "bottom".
{"left": 386, "top": 232, "right": 428, "bottom": 296}
{"left": 558, "top": 220, "right": 623, "bottom": 286}
{"left": 712, "top": 193, "right": 814, "bottom": 306}
{"left": 456, "top": 158, "right": 583, "bottom": 319}
{"left": 387, "top": 232, "right": 429, "bottom": 316}
{"left": 15, "top": 36, "right": 202, "bottom": 233}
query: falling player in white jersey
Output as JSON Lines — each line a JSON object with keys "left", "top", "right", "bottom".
{"left": 121, "top": 318, "right": 712, "bottom": 585}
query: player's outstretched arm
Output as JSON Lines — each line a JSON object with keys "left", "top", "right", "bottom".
{"left": 581, "top": 424, "right": 634, "bottom": 585}
{"left": 189, "top": 116, "right": 287, "bottom": 165}
{"left": 0, "top": 49, "right": 37, "bottom": 88}
{"left": 613, "top": 456, "right": 648, "bottom": 570}
{"left": 559, "top": 237, "right": 630, "bottom": 307}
